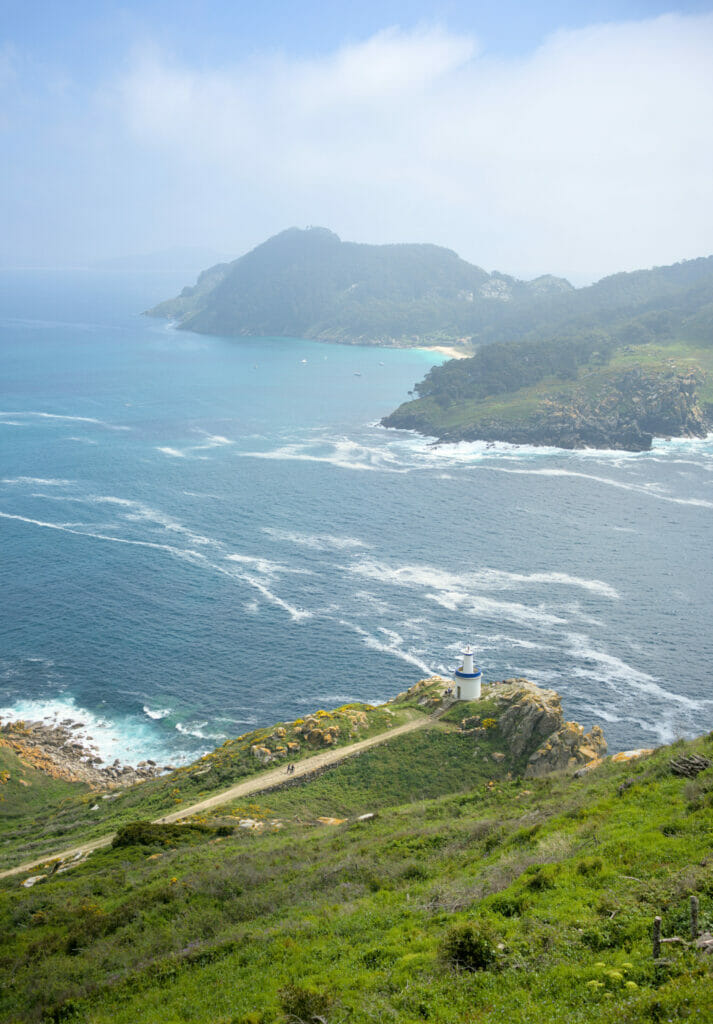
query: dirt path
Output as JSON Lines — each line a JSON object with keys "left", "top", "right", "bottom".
{"left": 0, "top": 713, "right": 434, "bottom": 880}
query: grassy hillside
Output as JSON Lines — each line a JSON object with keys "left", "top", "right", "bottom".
{"left": 2, "top": 709, "right": 713, "bottom": 1024}
{"left": 0, "top": 741, "right": 88, "bottom": 824}
{"left": 0, "top": 700, "right": 421, "bottom": 870}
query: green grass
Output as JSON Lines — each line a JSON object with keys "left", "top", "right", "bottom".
{"left": 214, "top": 721, "right": 514, "bottom": 822}
{"left": 2, "top": 722, "right": 713, "bottom": 1023}
{"left": 607, "top": 341, "right": 713, "bottom": 403}
{"left": 0, "top": 742, "right": 88, "bottom": 822}
{"left": 0, "top": 699, "right": 429, "bottom": 869}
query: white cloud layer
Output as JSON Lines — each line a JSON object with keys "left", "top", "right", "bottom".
{"left": 9, "top": 16, "right": 713, "bottom": 278}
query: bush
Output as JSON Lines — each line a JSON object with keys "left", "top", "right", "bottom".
{"left": 111, "top": 821, "right": 232, "bottom": 848}
{"left": 279, "top": 983, "right": 334, "bottom": 1022}
{"left": 524, "top": 864, "right": 560, "bottom": 890}
{"left": 442, "top": 921, "right": 497, "bottom": 972}
{"left": 490, "top": 892, "right": 529, "bottom": 917}
{"left": 576, "top": 856, "right": 603, "bottom": 876}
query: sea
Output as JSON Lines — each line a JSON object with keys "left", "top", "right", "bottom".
{"left": 1, "top": 268, "right": 712, "bottom": 768}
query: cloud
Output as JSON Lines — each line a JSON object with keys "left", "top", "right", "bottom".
{"left": 15, "top": 16, "right": 713, "bottom": 277}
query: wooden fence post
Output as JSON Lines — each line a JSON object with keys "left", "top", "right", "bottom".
{"left": 653, "top": 916, "right": 662, "bottom": 959}
{"left": 691, "top": 896, "right": 699, "bottom": 941}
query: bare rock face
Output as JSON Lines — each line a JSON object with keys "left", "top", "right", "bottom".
{"left": 488, "top": 678, "right": 607, "bottom": 777}
{"left": 495, "top": 679, "right": 563, "bottom": 759}
{"left": 525, "top": 723, "right": 607, "bottom": 778}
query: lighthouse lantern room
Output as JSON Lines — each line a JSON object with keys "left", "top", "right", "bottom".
{"left": 453, "top": 645, "right": 482, "bottom": 701}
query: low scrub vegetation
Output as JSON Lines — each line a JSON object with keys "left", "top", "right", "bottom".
{"left": 2, "top": 714, "right": 713, "bottom": 1022}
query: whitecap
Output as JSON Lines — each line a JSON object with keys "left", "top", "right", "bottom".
{"left": 143, "top": 706, "right": 171, "bottom": 720}
{"left": 175, "top": 721, "right": 226, "bottom": 741}
{"left": 156, "top": 446, "right": 186, "bottom": 458}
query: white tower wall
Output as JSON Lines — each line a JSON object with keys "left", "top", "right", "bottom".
{"left": 454, "top": 644, "right": 482, "bottom": 700}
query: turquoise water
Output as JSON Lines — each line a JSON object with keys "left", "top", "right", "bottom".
{"left": 1, "top": 269, "right": 712, "bottom": 765}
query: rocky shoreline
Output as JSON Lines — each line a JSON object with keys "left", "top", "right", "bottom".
{"left": 0, "top": 719, "right": 172, "bottom": 790}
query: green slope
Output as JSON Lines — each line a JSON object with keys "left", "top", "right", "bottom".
{"left": 2, "top": 697, "right": 713, "bottom": 1023}
{"left": 0, "top": 701, "right": 424, "bottom": 870}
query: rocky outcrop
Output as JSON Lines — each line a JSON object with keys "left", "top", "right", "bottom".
{"left": 0, "top": 720, "right": 165, "bottom": 790}
{"left": 525, "top": 721, "right": 607, "bottom": 777}
{"left": 482, "top": 679, "right": 607, "bottom": 777}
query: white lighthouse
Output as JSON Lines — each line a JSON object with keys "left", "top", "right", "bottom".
{"left": 453, "top": 645, "right": 482, "bottom": 700}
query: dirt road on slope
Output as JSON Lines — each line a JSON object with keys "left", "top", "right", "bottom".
{"left": 0, "top": 713, "right": 434, "bottom": 880}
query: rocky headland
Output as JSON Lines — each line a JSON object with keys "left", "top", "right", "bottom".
{"left": 407, "top": 676, "right": 608, "bottom": 775}
{"left": 383, "top": 366, "right": 710, "bottom": 452}
{"left": 0, "top": 677, "right": 611, "bottom": 800}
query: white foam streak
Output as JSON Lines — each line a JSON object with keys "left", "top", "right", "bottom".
{"left": 0, "top": 508, "right": 310, "bottom": 623}
{"left": 2, "top": 477, "right": 75, "bottom": 487}
{"left": 492, "top": 467, "right": 713, "bottom": 509}
{"left": 240, "top": 438, "right": 408, "bottom": 473}
{"left": 565, "top": 633, "right": 708, "bottom": 710}
{"left": 347, "top": 557, "right": 618, "bottom": 600}
{"left": 339, "top": 620, "right": 433, "bottom": 674}
{"left": 0, "top": 410, "right": 129, "bottom": 430}
{"left": 155, "top": 433, "right": 236, "bottom": 459}
{"left": 238, "top": 573, "right": 311, "bottom": 622}
{"left": 263, "top": 527, "right": 369, "bottom": 551}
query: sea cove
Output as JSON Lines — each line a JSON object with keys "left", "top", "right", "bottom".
{"left": 1, "top": 270, "right": 712, "bottom": 769}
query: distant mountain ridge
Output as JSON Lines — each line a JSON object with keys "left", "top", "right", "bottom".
{"left": 146, "top": 226, "right": 573, "bottom": 347}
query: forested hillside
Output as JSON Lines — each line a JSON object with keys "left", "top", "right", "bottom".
{"left": 384, "top": 257, "right": 713, "bottom": 449}
{"left": 147, "top": 227, "right": 572, "bottom": 346}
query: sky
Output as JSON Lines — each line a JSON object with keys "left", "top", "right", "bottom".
{"left": 2, "top": 1, "right": 713, "bottom": 282}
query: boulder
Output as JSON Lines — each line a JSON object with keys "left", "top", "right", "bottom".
{"left": 21, "top": 875, "right": 47, "bottom": 888}
{"left": 250, "top": 745, "right": 273, "bottom": 765}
